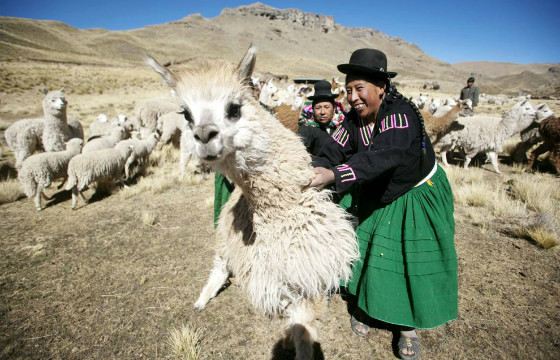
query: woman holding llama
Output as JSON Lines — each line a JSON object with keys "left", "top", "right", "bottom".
{"left": 310, "top": 48, "right": 458, "bottom": 360}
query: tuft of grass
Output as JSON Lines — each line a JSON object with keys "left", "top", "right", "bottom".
{"left": 141, "top": 211, "right": 158, "bottom": 227}
{"left": 167, "top": 324, "right": 203, "bottom": 360}
{"left": 0, "top": 178, "right": 24, "bottom": 205}
{"left": 514, "top": 225, "right": 559, "bottom": 249}
{"left": 507, "top": 173, "right": 560, "bottom": 214}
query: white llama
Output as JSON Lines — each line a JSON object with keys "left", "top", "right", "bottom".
{"left": 147, "top": 47, "right": 358, "bottom": 359}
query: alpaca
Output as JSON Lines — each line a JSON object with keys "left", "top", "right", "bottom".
{"left": 527, "top": 112, "right": 560, "bottom": 173}
{"left": 4, "top": 90, "right": 83, "bottom": 168}
{"left": 423, "top": 99, "right": 471, "bottom": 144}
{"left": 511, "top": 103, "right": 554, "bottom": 163}
{"left": 147, "top": 46, "right": 358, "bottom": 359}
{"left": 134, "top": 98, "right": 180, "bottom": 131}
{"left": 42, "top": 90, "right": 83, "bottom": 152}
{"left": 438, "top": 100, "right": 537, "bottom": 173}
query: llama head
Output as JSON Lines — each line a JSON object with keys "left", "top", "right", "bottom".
{"left": 65, "top": 138, "right": 84, "bottom": 154}
{"left": 42, "top": 90, "right": 67, "bottom": 117}
{"left": 147, "top": 46, "right": 265, "bottom": 164}
{"left": 535, "top": 103, "right": 554, "bottom": 123}
{"left": 506, "top": 99, "right": 536, "bottom": 132}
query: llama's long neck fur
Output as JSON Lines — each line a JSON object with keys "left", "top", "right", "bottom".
{"left": 499, "top": 108, "right": 532, "bottom": 138}
{"left": 218, "top": 100, "right": 313, "bottom": 211}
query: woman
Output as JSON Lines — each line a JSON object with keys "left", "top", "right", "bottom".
{"left": 310, "top": 49, "right": 458, "bottom": 360}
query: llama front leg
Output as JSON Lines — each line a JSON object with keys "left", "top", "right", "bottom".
{"left": 34, "top": 187, "right": 43, "bottom": 211}
{"left": 194, "top": 255, "right": 230, "bottom": 310}
{"left": 464, "top": 155, "right": 472, "bottom": 169}
{"left": 441, "top": 151, "right": 450, "bottom": 167}
{"left": 71, "top": 187, "right": 79, "bottom": 209}
{"left": 285, "top": 300, "right": 317, "bottom": 360}
{"left": 488, "top": 151, "right": 501, "bottom": 174}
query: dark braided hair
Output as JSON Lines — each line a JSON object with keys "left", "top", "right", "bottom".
{"left": 385, "top": 79, "right": 427, "bottom": 157}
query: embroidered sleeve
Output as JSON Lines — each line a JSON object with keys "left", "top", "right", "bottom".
{"left": 332, "top": 109, "right": 418, "bottom": 194}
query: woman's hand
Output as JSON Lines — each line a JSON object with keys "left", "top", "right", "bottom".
{"left": 309, "top": 167, "right": 335, "bottom": 189}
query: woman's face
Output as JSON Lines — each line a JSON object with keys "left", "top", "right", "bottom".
{"left": 346, "top": 79, "right": 385, "bottom": 121}
{"left": 313, "top": 101, "right": 335, "bottom": 124}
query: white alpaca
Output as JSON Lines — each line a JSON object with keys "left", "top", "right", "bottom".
{"left": 82, "top": 126, "right": 127, "bottom": 153}
{"left": 258, "top": 79, "right": 279, "bottom": 108}
{"left": 147, "top": 46, "right": 358, "bottom": 359}
{"left": 18, "top": 138, "right": 83, "bottom": 211}
{"left": 115, "top": 132, "right": 160, "bottom": 178}
{"left": 65, "top": 145, "right": 135, "bottom": 209}
{"left": 439, "top": 99, "right": 537, "bottom": 173}
{"left": 41, "top": 90, "right": 83, "bottom": 152}
{"left": 5, "top": 90, "right": 83, "bottom": 168}
{"left": 134, "top": 98, "right": 179, "bottom": 131}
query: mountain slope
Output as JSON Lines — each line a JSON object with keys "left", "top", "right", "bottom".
{"left": 0, "top": 3, "right": 558, "bottom": 96}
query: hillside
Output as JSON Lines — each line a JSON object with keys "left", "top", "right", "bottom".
{"left": 0, "top": 2, "right": 559, "bottom": 96}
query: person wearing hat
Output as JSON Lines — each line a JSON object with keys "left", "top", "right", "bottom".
{"left": 460, "top": 76, "right": 480, "bottom": 114}
{"left": 309, "top": 49, "right": 458, "bottom": 360}
{"left": 298, "top": 79, "right": 347, "bottom": 156}
{"left": 299, "top": 80, "right": 346, "bottom": 133}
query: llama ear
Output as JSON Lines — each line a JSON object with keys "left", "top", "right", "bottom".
{"left": 237, "top": 45, "right": 257, "bottom": 84}
{"left": 146, "top": 55, "right": 177, "bottom": 88}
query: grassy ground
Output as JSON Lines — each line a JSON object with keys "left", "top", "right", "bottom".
{"left": 0, "top": 61, "right": 559, "bottom": 359}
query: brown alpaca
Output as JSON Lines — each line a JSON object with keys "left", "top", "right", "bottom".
{"left": 422, "top": 102, "right": 465, "bottom": 144}
{"left": 273, "top": 104, "right": 299, "bottom": 133}
{"left": 527, "top": 115, "right": 560, "bottom": 173}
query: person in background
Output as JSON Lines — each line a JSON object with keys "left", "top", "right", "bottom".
{"left": 299, "top": 80, "right": 346, "bottom": 133}
{"left": 298, "top": 79, "right": 346, "bottom": 156}
{"left": 460, "top": 76, "right": 479, "bottom": 115}
{"left": 310, "top": 48, "right": 458, "bottom": 360}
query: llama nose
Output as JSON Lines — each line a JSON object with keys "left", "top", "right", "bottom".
{"left": 193, "top": 125, "right": 219, "bottom": 144}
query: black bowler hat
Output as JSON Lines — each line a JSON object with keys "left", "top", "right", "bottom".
{"left": 308, "top": 80, "right": 337, "bottom": 101}
{"left": 337, "top": 48, "right": 397, "bottom": 79}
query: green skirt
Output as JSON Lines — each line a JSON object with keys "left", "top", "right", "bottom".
{"left": 345, "top": 165, "right": 458, "bottom": 329}
{"left": 213, "top": 173, "right": 234, "bottom": 228}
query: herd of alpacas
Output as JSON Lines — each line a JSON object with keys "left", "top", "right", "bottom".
{"left": 3, "top": 46, "right": 559, "bottom": 358}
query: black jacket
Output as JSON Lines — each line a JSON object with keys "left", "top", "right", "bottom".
{"left": 314, "top": 92, "right": 436, "bottom": 203}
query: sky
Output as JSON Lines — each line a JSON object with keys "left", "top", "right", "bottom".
{"left": 1, "top": 0, "right": 559, "bottom": 64}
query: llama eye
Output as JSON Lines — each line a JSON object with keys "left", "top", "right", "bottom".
{"left": 226, "top": 103, "right": 242, "bottom": 120}
{"left": 178, "top": 107, "right": 193, "bottom": 123}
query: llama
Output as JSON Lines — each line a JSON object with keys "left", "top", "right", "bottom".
{"left": 527, "top": 112, "right": 560, "bottom": 173}
{"left": 438, "top": 100, "right": 537, "bottom": 173}
{"left": 423, "top": 99, "right": 471, "bottom": 144}
{"left": 4, "top": 90, "right": 83, "bottom": 168}
{"left": 41, "top": 90, "right": 83, "bottom": 152}
{"left": 147, "top": 46, "right": 358, "bottom": 359}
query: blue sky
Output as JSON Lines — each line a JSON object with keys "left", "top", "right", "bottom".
{"left": 1, "top": 0, "right": 559, "bottom": 64}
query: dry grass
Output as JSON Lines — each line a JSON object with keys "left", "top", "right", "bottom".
{"left": 0, "top": 178, "right": 23, "bottom": 205}
{"left": 515, "top": 225, "right": 559, "bottom": 249}
{"left": 141, "top": 211, "right": 158, "bottom": 227}
{"left": 445, "top": 165, "right": 559, "bottom": 249}
{"left": 167, "top": 324, "right": 203, "bottom": 360}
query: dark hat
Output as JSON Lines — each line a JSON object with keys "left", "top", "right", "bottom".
{"left": 337, "top": 48, "right": 397, "bottom": 79}
{"left": 467, "top": 77, "right": 475, "bottom": 82}
{"left": 308, "top": 80, "right": 337, "bottom": 101}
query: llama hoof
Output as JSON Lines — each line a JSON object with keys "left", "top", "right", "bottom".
{"left": 193, "top": 302, "right": 206, "bottom": 311}
{"left": 193, "top": 298, "right": 208, "bottom": 310}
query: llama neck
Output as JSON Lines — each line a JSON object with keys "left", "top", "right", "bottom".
{"left": 499, "top": 110, "right": 531, "bottom": 137}
{"left": 43, "top": 108, "right": 67, "bottom": 124}
{"left": 219, "top": 112, "right": 313, "bottom": 211}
